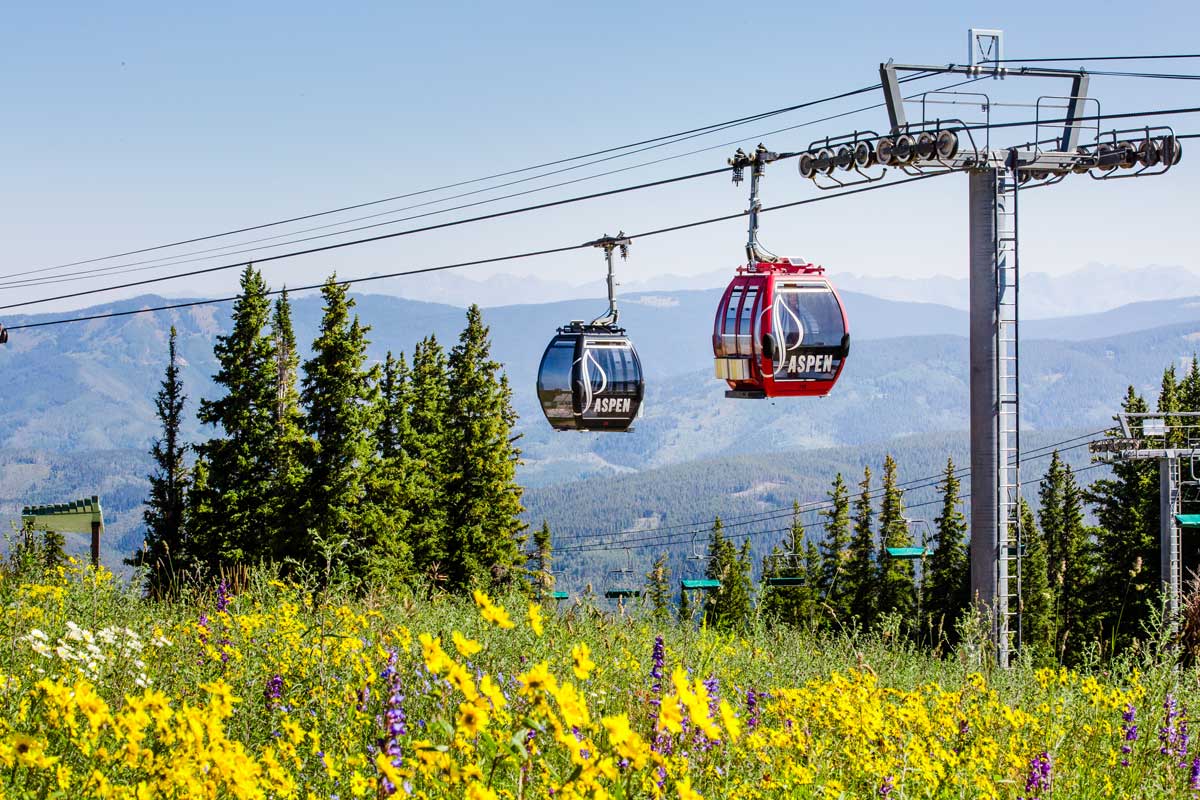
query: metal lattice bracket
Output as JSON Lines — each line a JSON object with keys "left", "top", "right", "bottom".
{"left": 968, "top": 28, "right": 1004, "bottom": 68}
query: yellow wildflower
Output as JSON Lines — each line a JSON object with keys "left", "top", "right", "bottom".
{"left": 528, "top": 603, "right": 545, "bottom": 637}
{"left": 472, "top": 590, "right": 515, "bottom": 629}
{"left": 571, "top": 642, "right": 596, "bottom": 681}
{"left": 719, "top": 699, "right": 741, "bottom": 742}
{"left": 519, "top": 661, "right": 557, "bottom": 698}
{"left": 453, "top": 631, "right": 483, "bottom": 659}
{"left": 456, "top": 700, "right": 489, "bottom": 737}
{"left": 676, "top": 776, "right": 703, "bottom": 800}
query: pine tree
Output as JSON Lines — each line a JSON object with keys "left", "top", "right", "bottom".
{"left": 876, "top": 455, "right": 916, "bottom": 620}
{"left": 701, "top": 519, "right": 753, "bottom": 632}
{"left": 924, "top": 458, "right": 969, "bottom": 646}
{"left": 377, "top": 352, "right": 412, "bottom": 463}
{"left": 760, "top": 504, "right": 811, "bottom": 628}
{"left": 267, "top": 290, "right": 310, "bottom": 565}
{"left": 1019, "top": 499, "right": 1054, "bottom": 661}
{"left": 1182, "top": 356, "right": 1200, "bottom": 413}
{"left": 444, "top": 305, "right": 526, "bottom": 592}
{"left": 407, "top": 335, "right": 452, "bottom": 584}
{"left": 130, "top": 326, "right": 191, "bottom": 596}
{"left": 845, "top": 466, "right": 878, "bottom": 626}
{"left": 646, "top": 553, "right": 671, "bottom": 622}
{"left": 1160, "top": 365, "right": 1184, "bottom": 448}
{"left": 530, "top": 521, "right": 555, "bottom": 600}
{"left": 818, "top": 473, "right": 852, "bottom": 623}
{"left": 1039, "top": 452, "right": 1096, "bottom": 662}
{"left": 193, "top": 266, "right": 278, "bottom": 570}
{"left": 300, "top": 277, "right": 406, "bottom": 583}
{"left": 1086, "top": 386, "right": 1159, "bottom": 653}
{"left": 679, "top": 582, "right": 694, "bottom": 626}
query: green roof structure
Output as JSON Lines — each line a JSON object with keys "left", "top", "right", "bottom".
{"left": 21, "top": 496, "right": 104, "bottom": 567}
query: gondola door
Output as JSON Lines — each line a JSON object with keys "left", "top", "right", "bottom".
{"left": 758, "top": 275, "right": 848, "bottom": 397}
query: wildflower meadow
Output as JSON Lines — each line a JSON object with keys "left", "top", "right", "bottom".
{"left": 1, "top": 560, "right": 1198, "bottom": 799}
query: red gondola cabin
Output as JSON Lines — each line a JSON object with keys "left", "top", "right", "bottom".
{"left": 713, "top": 259, "right": 849, "bottom": 399}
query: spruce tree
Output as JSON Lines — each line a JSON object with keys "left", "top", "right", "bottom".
{"left": 444, "top": 305, "right": 526, "bottom": 591}
{"left": 1039, "top": 452, "right": 1096, "bottom": 662}
{"left": 377, "top": 352, "right": 412, "bottom": 463}
{"left": 760, "top": 504, "right": 810, "bottom": 628}
{"left": 701, "top": 519, "right": 753, "bottom": 631}
{"left": 267, "top": 290, "right": 309, "bottom": 564}
{"left": 646, "top": 553, "right": 671, "bottom": 622}
{"left": 876, "top": 455, "right": 916, "bottom": 619}
{"left": 1019, "top": 499, "right": 1054, "bottom": 661}
{"left": 531, "top": 521, "right": 555, "bottom": 600}
{"left": 1086, "top": 386, "right": 1159, "bottom": 652}
{"left": 407, "top": 336, "right": 452, "bottom": 583}
{"left": 818, "top": 473, "right": 852, "bottom": 622}
{"left": 924, "top": 458, "right": 969, "bottom": 646}
{"left": 131, "top": 326, "right": 191, "bottom": 596}
{"left": 1182, "top": 356, "right": 1200, "bottom": 413}
{"left": 1160, "top": 365, "right": 1184, "bottom": 448}
{"left": 300, "top": 277, "right": 406, "bottom": 583}
{"left": 845, "top": 466, "right": 878, "bottom": 626}
{"left": 193, "top": 266, "right": 277, "bottom": 569}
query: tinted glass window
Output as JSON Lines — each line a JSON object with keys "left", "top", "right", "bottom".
{"left": 776, "top": 287, "right": 845, "bottom": 348}
{"left": 538, "top": 339, "right": 576, "bottom": 395}
{"left": 585, "top": 343, "right": 639, "bottom": 395}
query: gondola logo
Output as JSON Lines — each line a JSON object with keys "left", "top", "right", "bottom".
{"left": 577, "top": 350, "right": 633, "bottom": 415}
{"left": 763, "top": 295, "right": 834, "bottom": 378}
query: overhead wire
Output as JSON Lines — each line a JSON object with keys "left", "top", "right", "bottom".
{"left": 558, "top": 434, "right": 1107, "bottom": 550}
{"left": 0, "top": 72, "right": 962, "bottom": 291}
{"left": 5, "top": 99, "right": 1194, "bottom": 307}
{"left": 10, "top": 74, "right": 938, "bottom": 282}
{"left": 2, "top": 169, "right": 956, "bottom": 320}
{"left": 550, "top": 427, "right": 1112, "bottom": 546}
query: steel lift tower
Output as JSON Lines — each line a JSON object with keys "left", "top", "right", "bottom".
{"left": 788, "top": 29, "right": 1182, "bottom": 663}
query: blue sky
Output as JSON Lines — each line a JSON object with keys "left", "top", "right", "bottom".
{"left": 2, "top": 1, "right": 1199, "bottom": 312}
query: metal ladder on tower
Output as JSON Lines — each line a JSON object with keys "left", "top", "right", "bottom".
{"left": 1165, "top": 455, "right": 1183, "bottom": 617}
{"left": 995, "top": 166, "right": 1021, "bottom": 664}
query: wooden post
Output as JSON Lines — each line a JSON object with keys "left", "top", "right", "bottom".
{"left": 91, "top": 521, "right": 100, "bottom": 568}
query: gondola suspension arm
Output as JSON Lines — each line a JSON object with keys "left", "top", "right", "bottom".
{"left": 585, "top": 232, "right": 631, "bottom": 327}
{"left": 729, "top": 144, "right": 795, "bottom": 266}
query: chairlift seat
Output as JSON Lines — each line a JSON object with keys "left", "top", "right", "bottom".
{"left": 680, "top": 579, "right": 721, "bottom": 591}
{"left": 764, "top": 576, "right": 806, "bottom": 587}
{"left": 1175, "top": 514, "right": 1200, "bottom": 527}
{"left": 604, "top": 589, "right": 641, "bottom": 599}
{"left": 551, "top": 591, "right": 569, "bottom": 600}
{"left": 885, "top": 546, "right": 926, "bottom": 560}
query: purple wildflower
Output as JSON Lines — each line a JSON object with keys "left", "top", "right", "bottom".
{"left": 1021, "top": 751, "right": 1051, "bottom": 797}
{"left": 746, "top": 687, "right": 760, "bottom": 730}
{"left": 650, "top": 635, "right": 665, "bottom": 694}
{"left": 1190, "top": 755, "right": 1200, "bottom": 790}
{"left": 264, "top": 674, "right": 283, "bottom": 709}
{"left": 377, "top": 651, "right": 407, "bottom": 796}
{"left": 216, "top": 580, "right": 230, "bottom": 613}
{"left": 1161, "top": 694, "right": 1182, "bottom": 757}
{"left": 878, "top": 775, "right": 894, "bottom": 797}
{"left": 1121, "top": 704, "right": 1138, "bottom": 766}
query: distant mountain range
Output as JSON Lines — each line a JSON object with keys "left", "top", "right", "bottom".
{"left": 3, "top": 286, "right": 1199, "bottom": 569}
{"left": 363, "top": 263, "right": 1200, "bottom": 320}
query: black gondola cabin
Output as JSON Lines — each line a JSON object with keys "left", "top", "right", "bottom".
{"left": 537, "top": 322, "right": 644, "bottom": 431}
